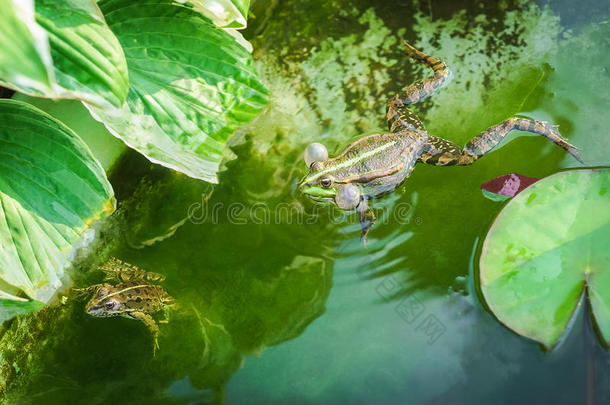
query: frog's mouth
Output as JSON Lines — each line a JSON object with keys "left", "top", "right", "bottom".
{"left": 87, "top": 299, "right": 121, "bottom": 316}
{"left": 298, "top": 183, "right": 336, "bottom": 203}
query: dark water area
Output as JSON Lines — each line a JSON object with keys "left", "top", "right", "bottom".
{"left": 2, "top": 0, "right": 610, "bottom": 403}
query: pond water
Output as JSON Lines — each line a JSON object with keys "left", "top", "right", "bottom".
{"left": 2, "top": 0, "right": 610, "bottom": 403}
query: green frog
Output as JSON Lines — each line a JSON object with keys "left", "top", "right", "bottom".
{"left": 75, "top": 257, "right": 173, "bottom": 355}
{"left": 298, "top": 41, "right": 582, "bottom": 243}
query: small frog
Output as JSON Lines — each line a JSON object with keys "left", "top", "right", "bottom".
{"left": 75, "top": 257, "right": 173, "bottom": 355}
{"left": 298, "top": 41, "right": 582, "bottom": 242}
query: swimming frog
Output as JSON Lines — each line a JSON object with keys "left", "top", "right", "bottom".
{"left": 75, "top": 257, "right": 173, "bottom": 355}
{"left": 298, "top": 41, "right": 582, "bottom": 243}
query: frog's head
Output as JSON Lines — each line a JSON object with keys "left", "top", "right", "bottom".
{"left": 298, "top": 143, "right": 361, "bottom": 210}
{"left": 85, "top": 287, "right": 122, "bottom": 317}
{"left": 299, "top": 160, "right": 337, "bottom": 203}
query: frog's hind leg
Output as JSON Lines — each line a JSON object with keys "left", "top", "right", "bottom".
{"left": 386, "top": 41, "right": 452, "bottom": 133}
{"left": 418, "top": 136, "right": 464, "bottom": 166}
{"left": 99, "top": 257, "right": 166, "bottom": 283}
{"left": 129, "top": 311, "right": 160, "bottom": 355}
{"left": 419, "top": 118, "right": 583, "bottom": 166}
{"left": 386, "top": 96, "right": 426, "bottom": 133}
{"left": 399, "top": 41, "right": 453, "bottom": 105}
{"left": 72, "top": 284, "right": 105, "bottom": 297}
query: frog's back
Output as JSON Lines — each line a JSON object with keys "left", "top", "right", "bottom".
{"left": 330, "top": 130, "right": 426, "bottom": 183}
{"left": 115, "top": 282, "right": 170, "bottom": 313}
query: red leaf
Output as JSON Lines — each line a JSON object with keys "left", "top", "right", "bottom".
{"left": 481, "top": 173, "right": 539, "bottom": 198}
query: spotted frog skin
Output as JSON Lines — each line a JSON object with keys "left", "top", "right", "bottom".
{"left": 299, "top": 41, "right": 582, "bottom": 242}
{"left": 76, "top": 257, "right": 173, "bottom": 355}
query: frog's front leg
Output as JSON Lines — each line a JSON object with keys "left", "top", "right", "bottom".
{"left": 128, "top": 311, "right": 160, "bottom": 355}
{"left": 335, "top": 184, "right": 376, "bottom": 245}
{"left": 356, "top": 198, "right": 376, "bottom": 246}
{"left": 419, "top": 118, "right": 582, "bottom": 166}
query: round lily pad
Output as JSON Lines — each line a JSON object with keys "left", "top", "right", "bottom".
{"left": 480, "top": 168, "right": 610, "bottom": 349}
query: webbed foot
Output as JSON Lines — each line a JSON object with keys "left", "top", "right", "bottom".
{"left": 356, "top": 198, "right": 376, "bottom": 246}
{"left": 544, "top": 123, "right": 584, "bottom": 164}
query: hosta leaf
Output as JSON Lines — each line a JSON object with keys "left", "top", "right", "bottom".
{"left": 480, "top": 168, "right": 610, "bottom": 349}
{"left": 91, "top": 0, "right": 269, "bottom": 183}
{"left": 0, "top": 294, "right": 45, "bottom": 324}
{"left": 34, "top": 0, "right": 129, "bottom": 107}
{"left": 0, "top": 0, "right": 128, "bottom": 108}
{"left": 183, "top": 0, "right": 250, "bottom": 28}
{"left": 0, "top": 0, "right": 55, "bottom": 95}
{"left": 0, "top": 100, "right": 115, "bottom": 310}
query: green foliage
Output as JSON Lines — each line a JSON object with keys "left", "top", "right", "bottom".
{"left": 34, "top": 0, "right": 129, "bottom": 108}
{"left": 480, "top": 169, "right": 610, "bottom": 349}
{"left": 0, "top": 100, "right": 115, "bottom": 314}
{"left": 0, "top": 0, "right": 128, "bottom": 107}
{"left": 187, "top": 0, "right": 251, "bottom": 28}
{"left": 0, "top": 0, "right": 55, "bottom": 95}
{"left": 0, "top": 0, "right": 268, "bottom": 183}
{"left": 0, "top": 0, "right": 267, "bottom": 320}
{"left": 90, "top": 0, "right": 269, "bottom": 182}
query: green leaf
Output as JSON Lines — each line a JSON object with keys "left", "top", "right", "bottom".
{"left": 34, "top": 0, "right": 129, "bottom": 107}
{"left": 0, "top": 294, "right": 45, "bottom": 324}
{"left": 91, "top": 0, "right": 269, "bottom": 183}
{"left": 480, "top": 168, "right": 610, "bottom": 349}
{"left": 0, "top": 0, "right": 55, "bottom": 95}
{"left": 0, "top": 0, "right": 128, "bottom": 108}
{"left": 0, "top": 100, "right": 115, "bottom": 310}
{"left": 185, "top": 0, "right": 250, "bottom": 28}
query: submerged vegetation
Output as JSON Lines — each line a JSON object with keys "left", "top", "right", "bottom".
{"left": 0, "top": 0, "right": 609, "bottom": 403}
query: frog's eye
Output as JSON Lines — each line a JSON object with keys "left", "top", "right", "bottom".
{"left": 105, "top": 301, "right": 116, "bottom": 310}
{"left": 304, "top": 143, "right": 328, "bottom": 167}
{"left": 320, "top": 177, "right": 333, "bottom": 188}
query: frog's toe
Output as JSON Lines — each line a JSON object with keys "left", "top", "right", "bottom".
{"left": 566, "top": 147, "right": 584, "bottom": 164}
{"left": 359, "top": 215, "right": 376, "bottom": 246}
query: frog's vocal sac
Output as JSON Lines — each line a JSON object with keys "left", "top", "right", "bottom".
{"left": 298, "top": 41, "right": 582, "bottom": 243}
{"left": 75, "top": 257, "right": 173, "bottom": 355}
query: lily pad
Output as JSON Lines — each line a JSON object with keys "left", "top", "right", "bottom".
{"left": 90, "top": 0, "right": 269, "bottom": 183}
{"left": 0, "top": 99, "right": 115, "bottom": 313}
{"left": 480, "top": 168, "right": 610, "bottom": 349}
